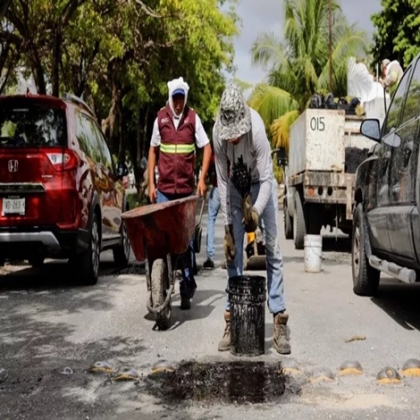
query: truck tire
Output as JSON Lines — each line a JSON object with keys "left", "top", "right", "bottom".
{"left": 283, "top": 199, "right": 293, "bottom": 240}
{"left": 293, "top": 191, "right": 306, "bottom": 250}
{"left": 352, "top": 203, "right": 380, "bottom": 296}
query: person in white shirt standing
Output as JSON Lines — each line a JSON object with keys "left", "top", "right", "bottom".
{"left": 212, "top": 83, "right": 291, "bottom": 354}
{"left": 147, "top": 77, "right": 211, "bottom": 310}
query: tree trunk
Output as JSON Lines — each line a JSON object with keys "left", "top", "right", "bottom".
{"left": 117, "top": 96, "right": 125, "bottom": 162}
{"left": 101, "top": 82, "right": 120, "bottom": 146}
{"left": 29, "top": 50, "right": 47, "bottom": 94}
{"left": 51, "top": 25, "right": 62, "bottom": 97}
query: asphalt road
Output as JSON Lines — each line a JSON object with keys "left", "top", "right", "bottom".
{"left": 1, "top": 205, "right": 420, "bottom": 419}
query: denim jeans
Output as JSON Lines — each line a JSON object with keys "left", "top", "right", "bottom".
{"left": 206, "top": 186, "right": 220, "bottom": 260}
{"left": 225, "top": 180, "right": 286, "bottom": 314}
{"left": 156, "top": 190, "right": 195, "bottom": 297}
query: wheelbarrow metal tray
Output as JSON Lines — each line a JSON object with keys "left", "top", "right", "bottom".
{"left": 122, "top": 196, "right": 198, "bottom": 262}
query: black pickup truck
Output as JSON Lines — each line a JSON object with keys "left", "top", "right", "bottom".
{"left": 352, "top": 53, "right": 420, "bottom": 296}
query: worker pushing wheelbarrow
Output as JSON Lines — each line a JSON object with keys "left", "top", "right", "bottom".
{"left": 122, "top": 195, "right": 203, "bottom": 330}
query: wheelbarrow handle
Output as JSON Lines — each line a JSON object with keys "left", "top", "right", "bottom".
{"left": 197, "top": 196, "right": 205, "bottom": 226}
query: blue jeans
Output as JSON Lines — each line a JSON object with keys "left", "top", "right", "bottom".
{"left": 225, "top": 180, "right": 286, "bottom": 314}
{"left": 206, "top": 186, "right": 220, "bottom": 260}
{"left": 157, "top": 190, "right": 196, "bottom": 298}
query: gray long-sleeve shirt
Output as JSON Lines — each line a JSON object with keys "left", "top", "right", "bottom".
{"left": 213, "top": 108, "right": 275, "bottom": 225}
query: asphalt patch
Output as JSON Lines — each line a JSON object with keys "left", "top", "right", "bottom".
{"left": 144, "top": 360, "right": 296, "bottom": 405}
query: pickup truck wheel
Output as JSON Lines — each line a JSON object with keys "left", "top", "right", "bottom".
{"left": 293, "top": 191, "right": 306, "bottom": 250}
{"left": 352, "top": 204, "right": 380, "bottom": 296}
{"left": 284, "top": 199, "right": 293, "bottom": 240}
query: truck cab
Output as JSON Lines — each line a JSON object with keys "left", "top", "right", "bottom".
{"left": 352, "top": 53, "right": 420, "bottom": 296}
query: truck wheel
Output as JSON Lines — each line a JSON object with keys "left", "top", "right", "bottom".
{"left": 352, "top": 203, "right": 380, "bottom": 296}
{"left": 293, "top": 191, "right": 306, "bottom": 250}
{"left": 283, "top": 199, "right": 293, "bottom": 240}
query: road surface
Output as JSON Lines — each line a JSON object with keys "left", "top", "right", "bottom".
{"left": 1, "top": 207, "right": 420, "bottom": 419}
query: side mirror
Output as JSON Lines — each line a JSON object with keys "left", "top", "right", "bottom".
{"left": 360, "top": 119, "right": 381, "bottom": 142}
{"left": 117, "top": 162, "right": 129, "bottom": 178}
{"left": 383, "top": 129, "right": 402, "bottom": 148}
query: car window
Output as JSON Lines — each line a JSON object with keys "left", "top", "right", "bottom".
{"left": 76, "top": 113, "right": 102, "bottom": 163}
{"left": 91, "top": 122, "right": 114, "bottom": 174}
{"left": 0, "top": 102, "right": 66, "bottom": 148}
{"left": 400, "top": 59, "right": 420, "bottom": 125}
{"left": 383, "top": 65, "right": 412, "bottom": 136}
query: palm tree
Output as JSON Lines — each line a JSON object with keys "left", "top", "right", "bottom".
{"left": 249, "top": 0, "right": 368, "bottom": 150}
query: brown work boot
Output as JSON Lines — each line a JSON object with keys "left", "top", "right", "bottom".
{"left": 273, "top": 312, "right": 291, "bottom": 354}
{"left": 217, "top": 311, "right": 231, "bottom": 352}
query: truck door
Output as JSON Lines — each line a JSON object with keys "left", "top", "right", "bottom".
{"left": 390, "top": 58, "right": 420, "bottom": 264}
{"left": 368, "top": 66, "right": 412, "bottom": 254}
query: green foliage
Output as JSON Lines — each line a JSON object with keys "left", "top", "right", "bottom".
{"left": 1, "top": 0, "right": 239, "bottom": 183}
{"left": 249, "top": 0, "right": 367, "bottom": 150}
{"left": 371, "top": 0, "right": 420, "bottom": 69}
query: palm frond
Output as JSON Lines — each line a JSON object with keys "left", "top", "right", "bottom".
{"left": 270, "top": 110, "right": 300, "bottom": 150}
{"left": 251, "top": 32, "right": 286, "bottom": 70}
{"left": 248, "top": 83, "right": 299, "bottom": 127}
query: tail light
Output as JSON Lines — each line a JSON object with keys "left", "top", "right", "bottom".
{"left": 45, "top": 148, "right": 79, "bottom": 172}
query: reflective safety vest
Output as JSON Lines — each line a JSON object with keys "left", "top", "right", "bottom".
{"left": 157, "top": 104, "right": 196, "bottom": 195}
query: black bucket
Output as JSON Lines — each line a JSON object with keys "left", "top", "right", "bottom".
{"left": 228, "top": 275, "right": 266, "bottom": 357}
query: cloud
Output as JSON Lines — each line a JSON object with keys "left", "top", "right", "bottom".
{"left": 231, "top": 0, "right": 382, "bottom": 87}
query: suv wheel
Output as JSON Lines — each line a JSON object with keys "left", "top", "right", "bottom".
{"left": 113, "top": 215, "right": 130, "bottom": 268}
{"left": 70, "top": 213, "right": 101, "bottom": 285}
{"left": 352, "top": 203, "right": 380, "bottom": 296}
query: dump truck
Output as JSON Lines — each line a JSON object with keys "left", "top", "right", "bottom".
{"left": 282, "top": 108, "right": 377, "bottom": 249}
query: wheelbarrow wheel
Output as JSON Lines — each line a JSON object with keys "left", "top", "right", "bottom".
{"left": 151, "top": 258, "right": 171, "bottom": 330}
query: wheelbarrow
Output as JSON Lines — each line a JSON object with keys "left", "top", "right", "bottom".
{"left": 121, "top": 196, "right": 198, "bottom": 330}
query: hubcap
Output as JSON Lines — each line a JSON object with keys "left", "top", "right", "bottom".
{"left": 353, "top": 226, "right": 360, "bottom": 281}
{"left": 91, "top": 221, "right": 100, "bottom": 276}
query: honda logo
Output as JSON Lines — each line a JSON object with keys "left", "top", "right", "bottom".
{"left": 8, "top": 160, "right": 18, "bottom": 173}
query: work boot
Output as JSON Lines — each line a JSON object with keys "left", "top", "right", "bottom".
{"left": 273, "top": 312, "right": 291, "bottom": 354}
{"left": 218, "top": 311, "right": 231, "bottom": 351}
{"left": 203, "top": 258, "right": 215, "bottom": 269}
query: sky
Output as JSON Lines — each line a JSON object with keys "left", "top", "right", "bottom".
{"left": 230, "top": 0, "right": 383, "bottom": 87}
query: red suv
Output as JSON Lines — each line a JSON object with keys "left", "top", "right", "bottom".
{"left": 0, "top": 93, "right": 131, "bottom": 284}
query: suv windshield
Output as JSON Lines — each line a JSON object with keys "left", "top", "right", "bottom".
{"left": 0, "top": 102, "right": 66, "bottom": 148}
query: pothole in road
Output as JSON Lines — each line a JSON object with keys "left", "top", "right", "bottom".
{"left": 144, "top": 360, "right": 297, "bottom": 405}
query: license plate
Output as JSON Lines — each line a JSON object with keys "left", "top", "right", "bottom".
{"left": 2, "top": 197, "right": 25, "bottom": 216}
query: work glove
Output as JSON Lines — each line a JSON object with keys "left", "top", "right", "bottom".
{"left": 242, "top": 194, "right": 259, "bottom": 233}
{"left": 224, "top": 224, "right": 235, "bottom": 262}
